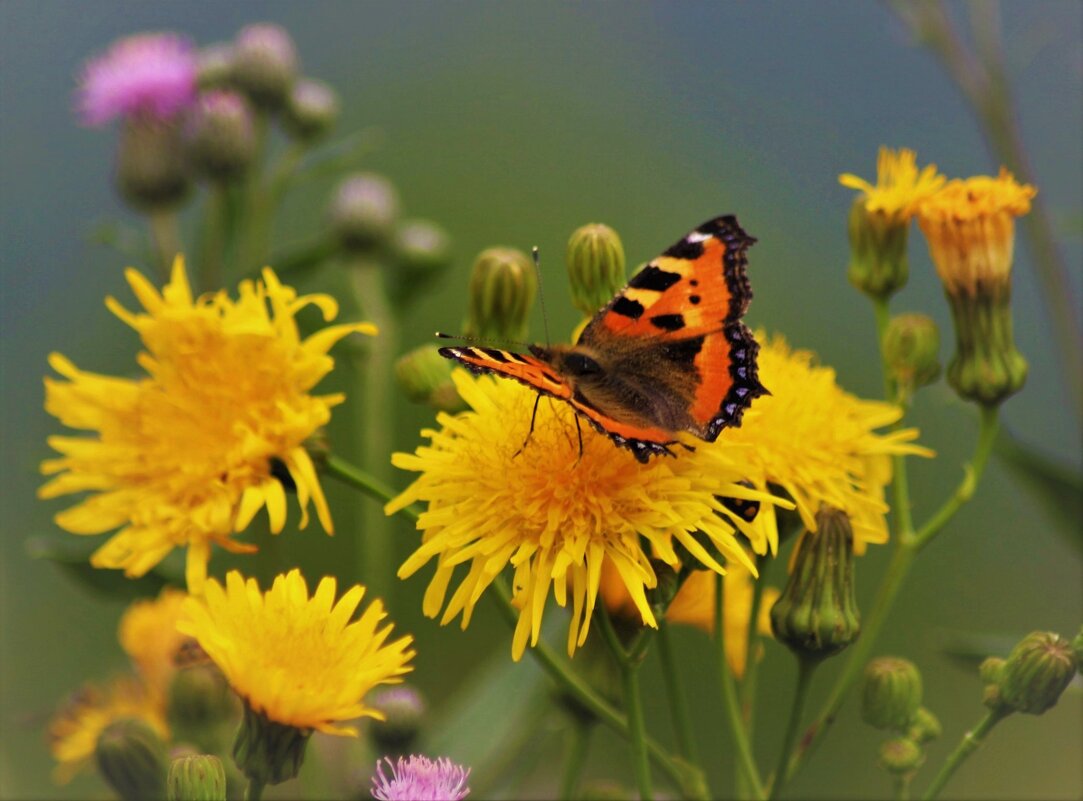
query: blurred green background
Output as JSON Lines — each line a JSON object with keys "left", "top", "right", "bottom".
{"left": 1, "top": 2, "right": 1080, "bottom": 799}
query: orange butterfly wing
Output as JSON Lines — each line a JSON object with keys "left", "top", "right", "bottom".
{"left": 437, "top": 346, "right": 573, "bottom": 401}
{"left": 577, "top": 215, "right": 764, "bottom": 442}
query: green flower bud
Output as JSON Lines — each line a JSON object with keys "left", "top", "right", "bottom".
{"left": 168, "top": 754, "right": 226, "bottom": 801}
{"left": 196, "top": 44, "right": 234, "bottom": 91}
{"left": 999, "top": 631, "right": 1078, "bottom": 715}
{"left": 231, "top": 23, "right": 297, "bottom": 111}
{"left": 186, "top": 90, "right": 254, "bottom": 182}
{"left": 232, "top": 701, "right": 310, "bottom": 787}
{"left": 116, "top": 117, "right": 191, "bottom": 212}
{"left": 770, "top": 507, "right": 861, "bottom": 660}
{"left": 646, "top": 559, "right": 680, "bottom": 619}
{"left": 943, "top": 284, "right": 1028, "bottom": 406}
{"left": 861, "top": 657, "right": 923, "bottom": 731}
{"left": 883, "top": 313, "right": 941, "bottom": 398}
{"left": 167, "top": 664, "right": 240, "bottom": 752}
{"left": 464, "top": 247, "right": 537, "bottom": 342}
{"left": 394, "top": 345, "right": 464, "bottom": 412}
{"left": 877, "top": 737, "right": 924, "bottom": 775}
{"left": 94, "top": 717, "right": 168, "bottom": 801}
{"left": 282, "top": 79, "right": 338, "bottom": 142}
{"left": 368, "top": 686, "right": 426, "bottom": 755}
{"left": 566, "top": 223, "right": 626, "bottom": 317}
{"left": 979, "top": 656, "right": 1005, "bottom": 686}
{"left": 846, "top": 198, "right": 910, "bottom": 300}
{"left": 907, "top": 706, "right": 942, "bottom": 744}
{"left": 394, "top": 220, "right": 453, "bottom": 275}
{"left": 329, "top": 173, "right": 400, "bottom": 253}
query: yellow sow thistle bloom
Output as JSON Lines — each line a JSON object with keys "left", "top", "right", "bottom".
{"left": 178, "top": 569, "right": 415, "bottom": 736}
{"left": 389, "top": 370, "right": 785, "bottom": 661}
{"left": 118, "top": 587, "right": 192, "bottom": 697}
{"left": 717, "top": 333, "right": 934, "bottom": 552}
{"left": 48, "top": 676, "right": 168, "bottom": 783}
{"left": 39, "top": 258, "right": 374, "bottom": 590}
{"left": 839, "top": 147, "right": 946, "bottom": 221}
{"left": 917, "top": 169, "right": 1036, "bottom": 406}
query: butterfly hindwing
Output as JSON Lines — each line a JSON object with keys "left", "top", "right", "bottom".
{"left": 438, "top": 346, "right": 573, "bottom": 402}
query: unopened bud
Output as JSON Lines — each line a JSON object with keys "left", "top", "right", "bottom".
{"left": 395, "top": 345, "right": 464, "bottom": 412}
{"left": 770, "top": 507, "right": 861, "bottom": 660}
{"left": 186, "top": 90, "right": 254, "bottom": 181}
{"left": 196, "top": 44, "right": 234, "bottom": 90}
{"left": 464, "top": 247, "right": 536, "bottom": 342}
{"left": 394, "top": 220, "right": 453, "bottom": 275}
{"left": 878, "top": 737, "right": 924, "bottom": 775}
{"left": 282, "top": 79, "right": 338, "bottom": 142}
{"left": 999, "top": 631, "right": 1077, "bottom": 715}
{"left": 883, "top": 313, "right": 940, "bottom": 398}
{"left": 646, "top": 560, "right": 680, "bottom": 618}
{"left": 116, "top": 117, "right": 191, "bottom": 211}
{"left": 862, "top": 657, "right": 923, "bottom": 731}
{"left": 566, "top": 223, "right": 626, "bottom": 317}
{"left": 368, "top": 686, "right": 426, "bottom": 755}
{"left": 167, "top": 664, "right": 239, "bottom": 751}
{"left": 847, "top": 198, "right": 910, "bottom": 300}
{"left": 94, "top": 717, "right": 168, "bottom": 801}
{"left": 330, "top": 173, "right": 400, "bottom": 253}
{"left": 907, "top": 706, "right": 942, "bottom": 744}
{"left": 168, "top": 754, "right": 226, "bottom": 801}
{"left": 231, "top": 23, "right": 298, "bottom": 110}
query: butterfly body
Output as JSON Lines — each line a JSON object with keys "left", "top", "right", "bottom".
{"left": 441, "top": 216, "right": 766, "bottom": 462}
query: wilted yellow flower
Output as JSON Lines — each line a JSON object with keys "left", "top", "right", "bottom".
{"left": 48, "top": 676, "right": 167, "bottom": 783}
{"left": 917, "top": 168, "right": 1036, "bottom": 294}
{"left": 178, "top": 569, "right": 414, "bottom": 736}
{"left": 118, "top": 587, "right": 191, "bottom": 697}
{"left": 840, "top": 147, "right": 946, "bottom": 222}
{"left": 717, "top": 334, "right": 934, "bottom": 552}
{"left": 389, "top": 370, "right": 783, "bottom": 661}
{"left": 39, "top": 258, "right": 374, "bottom": 590}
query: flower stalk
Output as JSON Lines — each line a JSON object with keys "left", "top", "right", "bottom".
{"left": 919, "top": 709, "right": 1007, "bottom": 800}
{"left": 658, "top": 621, "right": 698, "bottom": 764}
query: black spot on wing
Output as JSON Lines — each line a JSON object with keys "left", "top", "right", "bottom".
{"left": 661, "top": 336, "right": 704, "bottom": 368}
{"left": 612, "top": 296, "right": 645, "bottom": 319}
{"left": 650, "top": 313, "right": 685, "bottom": 332}
{"left": 689, "top": 294, "right": 701, "bottom": 304}
{"left": 629, "top": 264, "right": 682, "bottom": 292}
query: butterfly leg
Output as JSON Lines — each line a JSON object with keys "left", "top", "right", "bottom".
{"left": 513, "top": 395, "right": 543, "bottom": 458}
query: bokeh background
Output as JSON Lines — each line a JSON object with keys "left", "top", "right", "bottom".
{"left": 1, "top": 2, "right": 1080, "bottom": 799}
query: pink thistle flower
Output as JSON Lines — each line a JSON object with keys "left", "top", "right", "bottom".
{"left": 76, "top": 33, "right": 197, "bottom": 126}
{"left": 372, "top": 755, "right": 471, "bottom": 801}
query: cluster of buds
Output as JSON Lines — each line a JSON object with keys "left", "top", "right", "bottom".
{"left": 860, "top": 657, "right": 941, "bottom": 778}
{"left": 980, "top": 630, "right": 1079, "bottom": 716}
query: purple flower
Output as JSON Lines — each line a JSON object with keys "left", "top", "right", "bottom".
{"left": 371, "top": 755, "right": 470, "bottom": 801}
{"left": 76, "top": 33, "right": 197, "bottom": 126}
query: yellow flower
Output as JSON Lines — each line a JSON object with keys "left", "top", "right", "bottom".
{"left": 916, "top": 168, "right": 1036, "bottom": 294}
{"left": 389, "top": 370, "right": 784, "bottom": 661}
{"left": 601, "top": 559, "right": 779, "bottom": 677}
{"left": 48, "top": 676, "right": 167, "bottom": 783}
{"left": 717, "top": 334, "right": 934, "bottom": 552}
{"left": 178, "top": 569, "right": 414, "bottom": 736}
{"left": 839, "top": 147, "right": 946, "bottom": 221}
{"left": 39, "top": 258, "right": 374, "bottom": 590}
{"left": 118, "top": 587, "right": 192, "bottom": 697}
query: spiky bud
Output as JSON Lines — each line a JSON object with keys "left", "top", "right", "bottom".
{"left": 115, "top": 117, "right": 191, "bottom": 211}
{"left": 231, "top": 23, "right": 297, "bottom": 110}
{"left": 998, "top": 631, "right": 1078, "bottom": 715}
{"left": 861, "top": 657, "right": 923, "bottom": 731}
{"left": 186, "top": 90, "right": 254, "bottom": 181}
{"left": 282, "top": 79, "right": 338, "bottom": 142}
{"left": 329, "top": 173, "right": 400, "bottom": 253}
{"left": 566, "top": 223, "right": 626, "bottom": 317}
{"left": 167, "top": 754, "right": 227, "bottom": 801}
{"left": 394, "top": 220, "right": 453, "bottom": 275}
{"left": 368, "top": 686, "right": 426, "bottom": 756}
{"left": 464, "top": 247, "right": 536, "bottom": 343}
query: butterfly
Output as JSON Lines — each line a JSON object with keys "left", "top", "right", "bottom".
{"left": 439, "top": 215, "right": 766, "bottom": 462}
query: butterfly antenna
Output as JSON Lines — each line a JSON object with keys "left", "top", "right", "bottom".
{"left": 533, "top": 246, "right": 552, "bottom": 347}
{"left": 434, "top": 331, "right": 534, "bottom": 350}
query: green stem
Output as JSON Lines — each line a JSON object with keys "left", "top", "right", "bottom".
{"left": 715, "top": 573, "right": 767, "bottom": 801}
{"left": 489, "top": 579, "right": 695, "bottom": 795}
{"left": 912, "top": 406, "right": 999, "bottom": 551}
{"left": 147, "top": 207, "right": 181, "bottom": 281}
{"left": 894, "top": 774, "right": 913, "bottom": 801}
{"left": 348, "top": 257, "right": 397, "bottom": 603}
{"left": 658, "top": 621, "right": 698, "bottom": 763}
{"left": 736, "top": 565, "right": 768, "bottom": 800}
{"left": 622, "top": 652, "right": 653, "bottom": 801}
{"left": 237, "top": 113, "right": 269, "bottom": 274}
{"left": 244, "top": 777, "right": 265, "bottom": 801}
{"left": 323, "top": 454, "right": 419, "bottom": 522}
{"left": 559, "top": 719, "right": 592, "bottom": 801}
{"left": 920, "top": 710, "right": 1007, "bottom": 800}
{"left": 198, "top": 184, "right": 228, "bottom": 292}
{"left": 768, "top": 657, "right": 817, "bottom": 800}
